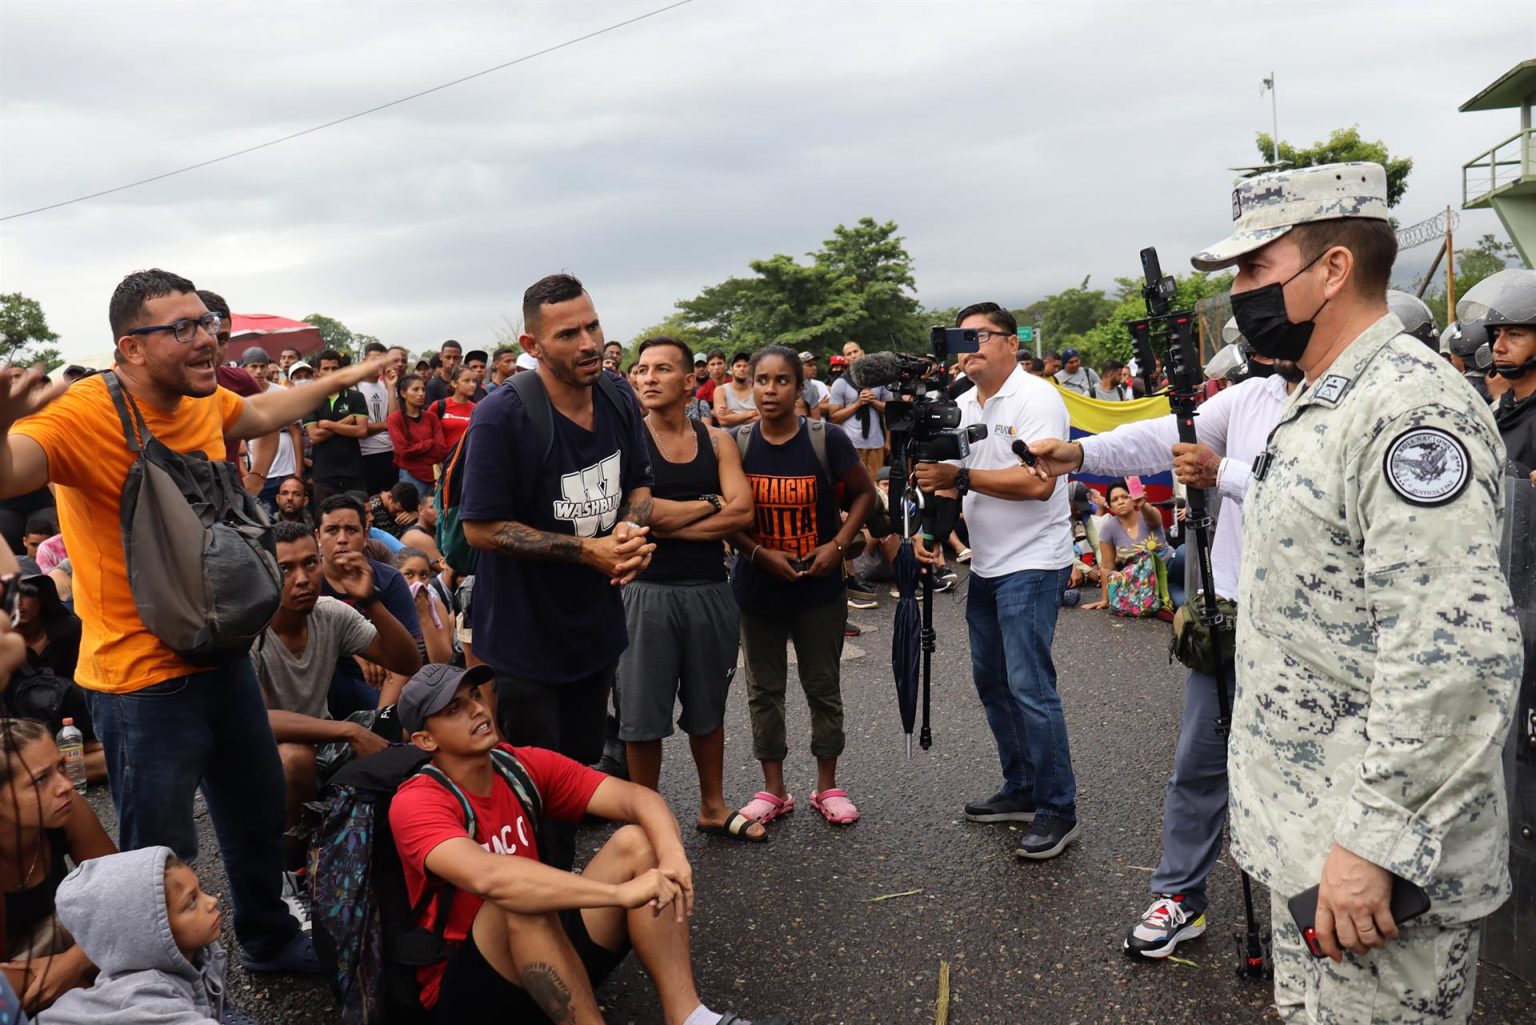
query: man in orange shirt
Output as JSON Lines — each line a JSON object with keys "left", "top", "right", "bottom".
{"left": 0, "top": 268, "right": 387, "bottom": 975}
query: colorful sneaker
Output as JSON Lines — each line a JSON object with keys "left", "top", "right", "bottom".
{"left": 1123, "top": 895, "right": 1207, "bottom": 959}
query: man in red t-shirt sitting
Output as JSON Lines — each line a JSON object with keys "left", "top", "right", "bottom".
{"left": 390, "top": 664, "right": 789, "bottom": 1025}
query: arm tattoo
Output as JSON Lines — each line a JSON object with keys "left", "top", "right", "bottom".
{"left": 520, "top": 962, "right": 576, "bottom": 1024}
{"left": 491, "top": 521, "right": 584, "bottom": 563}
{"left": 616, "top": 491, "right": 653, "bottom": 527}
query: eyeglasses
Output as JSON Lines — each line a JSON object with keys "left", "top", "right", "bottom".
{"left": 124, "top": 312, "right": 223, "bottom": 345}
{"left": 975, "top": 329, "right": 1015, "bottom": 344}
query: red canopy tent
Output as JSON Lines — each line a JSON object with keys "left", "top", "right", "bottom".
{"left": 228, "top": 314, "right": 324, "bottom": 359}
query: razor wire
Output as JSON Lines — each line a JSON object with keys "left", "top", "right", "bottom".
{"left": 1396, "top": 210, "right": 1459, "bottom": 251}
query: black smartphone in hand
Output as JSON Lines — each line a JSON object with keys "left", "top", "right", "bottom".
{"left": 1287, "top": 876, "right": 1431, "bottom": 958}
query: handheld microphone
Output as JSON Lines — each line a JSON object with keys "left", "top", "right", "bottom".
{"left": 1010, "top": 438, "right": 1038, "bottom": 467}
{"left": 848, "top": 351, "right": 905, "bottom": 390}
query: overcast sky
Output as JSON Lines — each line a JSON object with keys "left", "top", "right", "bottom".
{"left": 2, "top": 0, "right": 1533, "bottom": 361}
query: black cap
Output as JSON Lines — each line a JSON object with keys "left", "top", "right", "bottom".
{"left": 398, "top": 664, "right": 494, "bottom": 734}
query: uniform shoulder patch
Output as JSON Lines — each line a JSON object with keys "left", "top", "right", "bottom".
{"left": 1383, "top": 427, "right": 1471, "bottom": 506}
{"left": 1314, "top": 375, "right": 1351, "bottom": 404}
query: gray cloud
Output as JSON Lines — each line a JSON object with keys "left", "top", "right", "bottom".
{"left": 2, "top": 0, "right": 1531, "bottom": 358}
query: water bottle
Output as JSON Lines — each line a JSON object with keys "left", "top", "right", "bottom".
{"left": 57, "top": 719, "right": 86, "bottom": 794}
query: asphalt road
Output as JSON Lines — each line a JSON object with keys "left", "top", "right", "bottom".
{"left": 87, "top": 572, "right": 1534, "bottom": 1024}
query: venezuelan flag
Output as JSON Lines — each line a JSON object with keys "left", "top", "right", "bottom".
{"left": 1053, "top": 385, "right": 1175, "bottom": 504}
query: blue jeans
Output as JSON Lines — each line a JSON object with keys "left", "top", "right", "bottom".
{"left": 1165, "top": 545, "right": 1188, "bottom": 608}
{"left": 965, "top": 566, "right": 1077, "bottom": 821}
{"left": 257, "top": 476, "right": 282, "bottom": 517}
{"left": 399, "top": 468, "right": 434, "bottom": 500}
{"left": 88, "top": 656, "right": 299, "bottom": 957}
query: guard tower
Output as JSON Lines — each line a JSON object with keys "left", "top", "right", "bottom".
{"left": 1462, "top": 59, "right": 1536, "bottom": 268}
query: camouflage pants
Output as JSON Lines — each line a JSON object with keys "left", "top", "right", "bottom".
{"left": 1269, "top": 891, "right": 1480, "bottom": 1024}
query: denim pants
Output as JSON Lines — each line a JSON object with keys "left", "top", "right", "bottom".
{"left": 965, "top": 566, "right": 1077, "bottom": 821}
{"left": 88, "top": 656, "right": 299, "bottom": 957}
{"left": 1148, "top": 665, "right": 1235, "bottom": 914}
{"left": 399, "top": 469, "right": 434, "bottom": 500}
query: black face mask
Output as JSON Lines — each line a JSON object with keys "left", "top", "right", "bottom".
{"left": 1229, "top": 250, "right": 1329, "bottom": 362}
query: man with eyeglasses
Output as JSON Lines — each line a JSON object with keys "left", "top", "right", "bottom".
{"left": 912, "top": 302, "right": 1082, "bottom": 861}
{"left": 0, "top": 268, "right": 388, "bottom": 976}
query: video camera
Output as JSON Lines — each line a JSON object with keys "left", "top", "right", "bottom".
{"left": 855, "top": 327, "right": 986, "bottom": 466}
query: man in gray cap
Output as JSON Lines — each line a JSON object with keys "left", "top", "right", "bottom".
{"left": 388, "top": 664, "right": 788, "bottom": 1025}
{"left": 1195, "top": 162, "right": 1520, "bottom": 1022}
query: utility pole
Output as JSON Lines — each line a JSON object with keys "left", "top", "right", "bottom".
{"left": 1445, "top": 204, "right": 1457, "bottom": 317}
{"left": 1262, "top": 73, "right": 1279, "bottom": 161}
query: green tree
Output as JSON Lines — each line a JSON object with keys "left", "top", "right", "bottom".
{"left": 1255, "top": 126, "right": 1413, "bottom": 207}
{"left": 1073, "top": 270, "right": 1235, "bottom": 368}
{"left": 675, "top": 217, "right": 923, "bottom": 355}
{"left": 629, "top": 312, "right": 711, "bottom": 351}
{"left": 0, "top": 293, "right": 62, "bottom": 370}
{"left": 1421, "top": 233, "right": 1520, "bottom": 328}
{"left": 1018, "top": 277, "right": 1118, "bottom": 354}
{"left": 303, "top": 313, "right": 356, "bottom": 356}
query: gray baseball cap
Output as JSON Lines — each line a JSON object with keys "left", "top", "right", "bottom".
{"left": 1191, "top": 162, "right": 1390, "bottom": 271}
{"left": 398, "top": 663, "right": 495, "bottom": 734}
{"left": 240, "top": 346, "right": 272, "bottom": 367}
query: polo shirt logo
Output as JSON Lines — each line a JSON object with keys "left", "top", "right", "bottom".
{"left": 992, "top": 424, "right": 1019, "bottom": 438}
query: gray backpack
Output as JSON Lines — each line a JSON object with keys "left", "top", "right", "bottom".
{"left": 104, "top": 372, "right": 281, "bottom": 664}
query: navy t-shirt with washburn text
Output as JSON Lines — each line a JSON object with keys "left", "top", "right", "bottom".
{"left": 459, "top": 378, "right": 653, "bottom": 684}
{"left": 731, "top": 420, "right": 858, "bottom": 618}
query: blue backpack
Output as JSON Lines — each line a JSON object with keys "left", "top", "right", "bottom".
{"left": 309, "top": 745, "right": 542, "bottom": 1024}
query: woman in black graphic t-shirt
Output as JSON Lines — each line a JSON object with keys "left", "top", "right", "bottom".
{"left": 730, "top": 346, "right": 877, "bottom": 830}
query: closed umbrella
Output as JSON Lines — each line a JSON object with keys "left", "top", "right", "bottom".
{"left": 891, "top": 539, "right": 924, "bottom": 756}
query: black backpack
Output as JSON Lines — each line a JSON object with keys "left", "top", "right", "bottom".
{"left": 103, "top": 371, "right": 280, "bottom": 663}
{"left": 434, "top": 370, "right": 640, "bottom": 575}
{"left": 310, "top": 745, "right": 543, "bottom": 1024}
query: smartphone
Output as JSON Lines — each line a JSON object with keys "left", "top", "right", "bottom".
{"left": 1126, "top": 476, "right": 1146, "bottom": 500}
{"left": 1287, "top": 877, "right": 1431, "bottom": 958}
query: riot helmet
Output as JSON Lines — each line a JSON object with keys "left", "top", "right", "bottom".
{"left": 1386, "top": 290, "right": 1438, "bottom": 347}
{"left": 1457, "top": 269, "right": 1536, "bottom": 378}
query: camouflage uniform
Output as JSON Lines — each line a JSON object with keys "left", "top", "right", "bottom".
{"left": 1234, "top": 315, "right": 1522, "bottom": 1023}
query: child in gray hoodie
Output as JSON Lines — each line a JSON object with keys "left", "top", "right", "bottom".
{"left": 36, "top": 846, "right": 226, "bottom": 1025}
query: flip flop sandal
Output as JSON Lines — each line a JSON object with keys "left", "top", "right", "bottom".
{"left": 738, "top": 791, "right": 794, "bottom": 825}
{"left": 810, "top": 788, "right": 860, "bottom": 825}
{"left": 696, "top": 810, "right": 769, "bottom": 843}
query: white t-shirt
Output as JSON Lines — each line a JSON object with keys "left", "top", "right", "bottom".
{"left": 954, "top": 366, "right": 1073, "bottom": 577}
{"left": 802, "top": 378, "right": 829, "bottom": 412}
{"left": 356, "top": 379, "right": 394, "bottom": 456}
{"left": 264, "top": 382, "right": 298, "bottom": 480}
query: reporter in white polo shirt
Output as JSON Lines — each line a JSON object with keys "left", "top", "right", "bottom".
{"left": 913, "top": 302, "right": 1081, "bottom": 860}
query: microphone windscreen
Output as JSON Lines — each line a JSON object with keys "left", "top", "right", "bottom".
{"left": 848, "top": 351, "right": 904, "bottom": 390}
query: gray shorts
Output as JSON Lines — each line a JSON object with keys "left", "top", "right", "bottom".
{"left": 617, "top": 579, "right": 739, "bottom": 742}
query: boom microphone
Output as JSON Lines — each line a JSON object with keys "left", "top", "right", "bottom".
{"left": 849, "top": 351, "right": 905, "bottom": 389}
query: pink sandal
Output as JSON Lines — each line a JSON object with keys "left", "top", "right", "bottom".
{"left": 810, "top": 788, "right": 860, "bottom": 825}
{"left": 738, "top": 791, "right": 794, "bottom": 825}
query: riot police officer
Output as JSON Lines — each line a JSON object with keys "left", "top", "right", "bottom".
{"left": 1385, "top": 289, "right": 1437, "bottom": 348}
{"left": 1192, "top": 162, "right": 1521, "bottom": 1024}
{"left": 1457, "top": 268, "right": 1536, "bottom": 475}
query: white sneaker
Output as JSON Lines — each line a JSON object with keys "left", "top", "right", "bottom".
{"left": 955, "top": 547, "right": 972, "bottom": 563}
{"left": 282, "top": 870, "right": 312, "bottom": 933}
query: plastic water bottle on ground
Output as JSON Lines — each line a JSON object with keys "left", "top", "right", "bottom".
{"left": 57, "top": 719, "right": 86, "bottom": 793}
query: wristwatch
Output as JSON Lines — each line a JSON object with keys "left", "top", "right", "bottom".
{"left": 700, "top": 493, "right": 723, "bottom": 513}
{"left": 954, "top": 468, "right": 971, "bottom": 497}
{"left": 359, "top": 586, "right": 384, "bottom": 608}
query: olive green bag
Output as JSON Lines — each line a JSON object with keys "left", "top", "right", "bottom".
{"left": 1168, "top": 596, "right": 1237, "bottom": 677}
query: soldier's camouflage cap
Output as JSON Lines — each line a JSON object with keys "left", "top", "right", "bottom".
{"left": 1191, "top": 162, "right": 1390, "bottom": 271}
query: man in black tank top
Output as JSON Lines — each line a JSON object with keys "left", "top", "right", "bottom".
{"left": 618, "top": 337, "right": 767, "bottom": 841}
